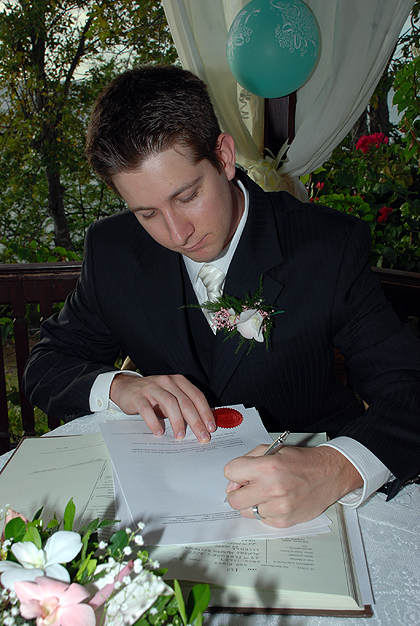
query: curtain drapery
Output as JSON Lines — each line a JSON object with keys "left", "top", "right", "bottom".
{"left": 161, "top": 0, "right": 414, "bottom": 197}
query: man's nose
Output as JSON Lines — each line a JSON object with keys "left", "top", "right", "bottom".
{"left": 166, "top": 212, "right": 194, "bottom": 245}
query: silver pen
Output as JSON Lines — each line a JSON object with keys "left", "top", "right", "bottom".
{"left": 262, "top": 430, "right": 290, "bottom": 455}
{"left": 224, "top": 430, "right": 290, "bottom": 502}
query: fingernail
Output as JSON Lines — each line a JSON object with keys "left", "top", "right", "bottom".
{"left": 155, "top": 429, "right": 163, "bottom": 437}
{"left": 226, "top": 480, "right": 233, "bottom": 492}
{"left": 176, "top": 430, "right": 185, "bottom": 439}
{"left": 200, "top": 430, "right": 210, "bottom": 442}
{"left": 208, "top": 421, "right": 216, "bottom": 432}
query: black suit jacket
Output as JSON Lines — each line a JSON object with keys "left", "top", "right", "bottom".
{"left": 24, "top": 172, "right": 420, "bottom": 493}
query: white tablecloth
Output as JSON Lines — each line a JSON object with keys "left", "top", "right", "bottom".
{"left": 2, "top": 409, "right": 419, "bottom": 626}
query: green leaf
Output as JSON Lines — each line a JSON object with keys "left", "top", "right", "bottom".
{"left": 46, "top": 519, "right": 59, "bottom": 530}
{"left": 63, "top": 498, "right": 76, "bottom": 531}
{"left": 97, "top": 518, "right": 119, "bottom": 529}
{"left": 79, "top": 518, "right": 101, "bottom": 536}
{"left": 132, "top": 618, "right": 149, "bottom": 626}
{"left": 75, "top": 554, "right": 97, "bottom": 583}
{"left": 379, "top": 246, "right": 398, "bottom": 265}
{"left": 22, "top": 525, "right": 42, "bottom": 549}
{"left": 32, "top": 507, "right": 44, "bottom": 521}
{"left": 195, "top": 614, "right": 203, "bottom": 626}
{"left": 173, "top": 580, "right": 187, "bottom": 626}
{"left": 108, "top": 529, "right": 129, "bottom": 556}
{"left": 186, "top": 584, "right": 211, "bottom": 624}
{"left": 4, "top": 517, "right": 26, "bottom": 542}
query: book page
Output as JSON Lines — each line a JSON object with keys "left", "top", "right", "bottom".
{"left": 149, "top": 504, "right": 369, "bottom": 611}
{"left": 0, "top": 433, "right": 116, "bottom": 537}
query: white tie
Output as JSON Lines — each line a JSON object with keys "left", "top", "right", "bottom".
{"left": 198, "top": 264, "right": 225, "bottom": 331}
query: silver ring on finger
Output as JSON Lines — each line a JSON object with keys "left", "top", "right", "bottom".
{"left": 252, "top": 504, "right": 265, "bottom": 521}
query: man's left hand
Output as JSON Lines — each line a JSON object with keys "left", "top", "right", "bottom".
{"left": 224, "top": 445, "right": 363, "bottom": 528}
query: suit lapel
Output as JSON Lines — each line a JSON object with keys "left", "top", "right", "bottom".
{"left": 210, "top": 175, "right": 285, "bottom": 398}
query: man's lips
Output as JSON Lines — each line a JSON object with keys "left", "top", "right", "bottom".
{"left": 182, "top": 235, "right": 208, "bottom": 252}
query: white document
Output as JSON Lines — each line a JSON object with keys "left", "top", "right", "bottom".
{"left": 99, "top": 405, "right": 330, "bottom": 545}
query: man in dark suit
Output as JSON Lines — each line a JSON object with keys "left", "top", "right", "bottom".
{"left": 23, "top": 65, "right": 420, "bottom": 529}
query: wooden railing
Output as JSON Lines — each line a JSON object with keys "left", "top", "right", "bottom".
{"left": 0, "top": 262, "right": 82, "bottom": 453}
{"left": 0, "top": 262, "right": 418, "bottom": 454}
{"left": 372, "top": 267, "right": 420, "bottom": 329}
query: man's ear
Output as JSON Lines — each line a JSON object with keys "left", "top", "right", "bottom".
{"left": 216, "top": 133, "right": 237, "bottom": 180}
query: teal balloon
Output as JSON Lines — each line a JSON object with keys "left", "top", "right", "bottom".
{"left": 227, "top": 0, "right": 320, "bottom": 98}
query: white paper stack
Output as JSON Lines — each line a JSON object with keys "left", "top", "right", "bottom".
{"left": 99, "top": 405, "right": 332, "bottom": 545}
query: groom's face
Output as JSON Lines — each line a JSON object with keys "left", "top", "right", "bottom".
{"left": 113, "top": 135, "right": 244, "bottom": 263}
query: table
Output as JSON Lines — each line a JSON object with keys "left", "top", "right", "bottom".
{"left": 1, "top": 409, "right": 420, "bottom": 626}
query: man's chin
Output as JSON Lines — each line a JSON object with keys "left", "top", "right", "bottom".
{"left": 182, "top": 250, "right": 216, "bottom": 262}
{"left": 180, "top": 244, "right": 221, "bottom": 263}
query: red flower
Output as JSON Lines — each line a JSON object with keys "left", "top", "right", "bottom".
{"left": 315, "top": 182, "right": 324, "bottom": 190}
{"left": 356, "top": 133, "right": 389, "bottom": 153}
{"left": 377, "top": 206, "right": 393, "bottom": 223}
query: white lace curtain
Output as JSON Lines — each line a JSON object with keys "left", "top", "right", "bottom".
{"left": 161, "top": 0, "right": 414, "bottom": 198}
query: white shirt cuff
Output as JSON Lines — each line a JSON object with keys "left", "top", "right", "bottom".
{"left": 89, "top": 370, "right": 142, "bottom": 412}
{"left": 318, "top": 436, "right": 392, "bottom": 508}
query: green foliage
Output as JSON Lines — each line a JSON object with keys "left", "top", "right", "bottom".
{"left": 393, "top": 54, "right": 420, "bottom": 166}
{"left": 0, "top": 0, "right": 177, "bottom": 254}
{"left": 305, "top": 5, "right": 420, "bottom": 273}
{"left": 0, "top": 237, "right": 81, "bottom": 263}
{"left": 6, "top": 380, "right": 50, "bottom": 443}
{"left": 306, "top": 134, "right": 420, "bottom": 272}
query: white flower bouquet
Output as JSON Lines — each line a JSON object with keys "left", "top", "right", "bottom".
{"left": 0, "top": 500, "right": 210, "bottom": 626}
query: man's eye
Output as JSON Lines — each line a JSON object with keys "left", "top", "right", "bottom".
{"left": 141, "top": 211, "right": 156, "bottom": 220}
{"left": 179, "top": 190, "right": 197, "bottom": 204}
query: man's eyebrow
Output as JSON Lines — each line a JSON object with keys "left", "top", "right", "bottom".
{"left": 131, "top": 175, "right": 203, "bottom": 212}
{"left": 168, "top": 174, "right": 203, "bottom": 201}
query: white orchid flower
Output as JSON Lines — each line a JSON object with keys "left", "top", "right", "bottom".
{"left": 0, "top": 530, "right": 82, "bottom": 590}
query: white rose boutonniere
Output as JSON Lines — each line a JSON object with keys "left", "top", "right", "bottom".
{"left": 191, "top": 276, "right": 284, "bottom": 353}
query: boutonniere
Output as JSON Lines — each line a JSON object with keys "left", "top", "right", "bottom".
{"left": 194, "top": 276, "right": 283, "bottom": 353}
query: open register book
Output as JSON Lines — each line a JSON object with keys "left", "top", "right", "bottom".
{"left": 0, "top": 420, "right": 373, "bottom": 617}
{"left": 148, "top": 502, "right": 373, "bottom": 616}
{"left": 142, "top": 433, "right": 373, "bottom": 617}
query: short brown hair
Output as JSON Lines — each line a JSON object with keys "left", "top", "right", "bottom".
{"left": 86, "top": 65, "right": 222, "bottom": 191}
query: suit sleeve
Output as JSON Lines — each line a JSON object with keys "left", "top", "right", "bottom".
{"left": 23, "top": 224, "right": 122, "bottom": 420}
{"left": 331, "top": 218, "right": 420, "bottom": 489}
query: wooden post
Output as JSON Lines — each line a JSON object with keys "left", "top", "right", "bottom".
{"left": 264, "top": 92, "right": 296, "bottom": 156}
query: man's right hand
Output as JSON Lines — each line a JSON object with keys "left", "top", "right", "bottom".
{"left": 110, "top": 373, "right": 216, "bottom": 443}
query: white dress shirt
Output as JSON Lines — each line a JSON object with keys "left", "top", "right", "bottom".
{"left": 90, "top": 181, "right": 391, "bottom": 507}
